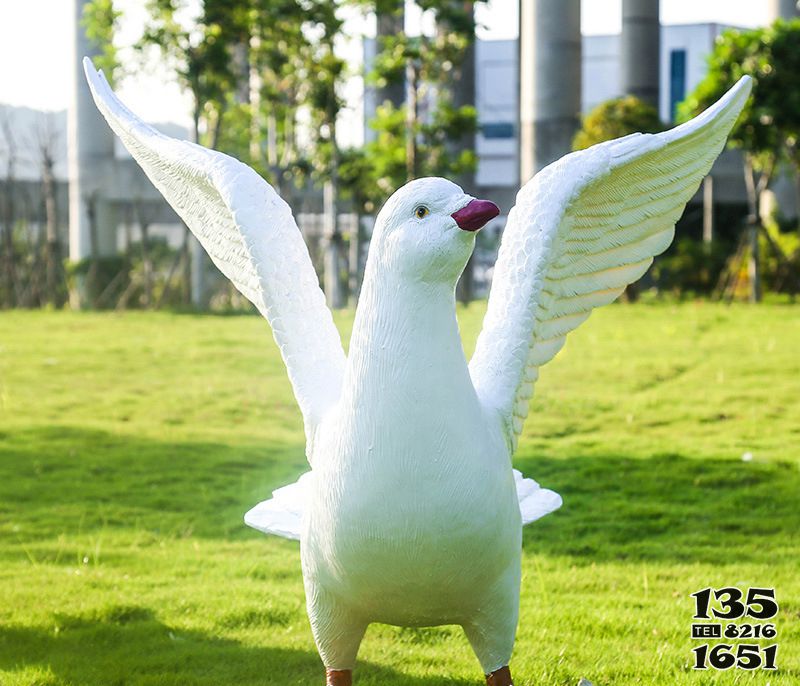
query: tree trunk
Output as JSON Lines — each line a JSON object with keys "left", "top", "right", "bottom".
{"left": 190, "top": 115, "right": 205, "bottom": 307}
{"left": 181, "top": 224, "right": 192, "bottom": 306}
{"left": 702, "top": 175, "right": 714, "bottom": 244}
{"left": 86, "top": 193, "right": 99, "bottom": 308}
{"left": 405, "top": 60, "right": 418, "bottom": 181}
{"left": 349, "top": 214, "right": 363, "bottom": 304}
{"left": 748, "top": 220, "right": 762, "bottom": 303}
{"left": 140, "top": 219, "right": 152, "bottom": 308}
{"left": 42, "top": 152, "right": 60, "bottom": 306}
{"left": 436, "top": 2, "right": 477, "bottom": 305}
{"left": 1, "top": 114, "right": 18, "bottom": 307}
{"left": 322, "top": 90, "right": 346, "bottom": 309}
{"left": 743, "top": 155, "right": 762, "bottom": 303}
{"left": 323, "top": 179, "right": 346, "bottom": 309}
{"left": 2, "top": 171, "right": 17, "bottom": 307}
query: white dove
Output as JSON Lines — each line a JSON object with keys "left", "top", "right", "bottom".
{"left": 84, "top": 58, "right": 750, "bottom": 686}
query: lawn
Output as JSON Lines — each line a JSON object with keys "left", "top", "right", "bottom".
{"left": 0, "top": 302, "right": 798, "bottom": 685}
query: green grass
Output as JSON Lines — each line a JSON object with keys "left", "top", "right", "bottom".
{"left": 1, "top": 302, "right": 798, "bottom": 685}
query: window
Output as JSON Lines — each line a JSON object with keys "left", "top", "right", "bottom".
{"left": 481, "top": 122, "right": 514, "bottom": 139}
{"left": 670, "top": 49, "right": 687, "bottom": 122}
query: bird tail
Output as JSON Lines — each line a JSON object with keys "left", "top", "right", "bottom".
{"left": 244, "top": 469, "right": 560, "bottom": 541}
{"left": 244, "top": 471, "right": 311, "bottom": 541}
{"left": 513, "top": 469, "right": 562, "bottom": 524}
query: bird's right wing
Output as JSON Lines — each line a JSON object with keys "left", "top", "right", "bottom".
{"left": 469, "top": 77, "right": 751, "bottom": 452}
{"left": 84, "top": 59, "right": 345, "bottom": 447}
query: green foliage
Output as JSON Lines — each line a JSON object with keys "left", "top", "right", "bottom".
{"left": 649, "top": 238, "right": 732, "bottom": 295}
{"left": 678, "top": 20, "right": 800, "bottom": 301}
{"left": 299, "top": 2, "right": 346, "bottom": 185}
{"left": 1, "top": 305, "right": 799, "bottom": 684}
{"left": 138, "top": 0, "right": 241, "bottom": 146}
{"left": 136, "top": 0, "right": 347, "bottom": 192}
{"left": 214, "top": 1, "right": 312, "bottom": 189}
{"left": 338, "top": 147, "right": 382, "bottom": 213}
{"left": 363, "top": 103, "right": 409, "bottom": 197}
{"left": 364, "top": 99, "right": 478, "bottom": 197}
{"left": 761, "top": 218, "right": 800, "bottom": 294}
{"left": 65, "top": 255, "right": 129, "bottom": 307}
{"left": 678, "top": 20, "right": 800, "bottom": 174}
{"left": 82, "top": 0, "right": 122, "bottom": 86}
{"left": 351, "top": 2, "right": 484, "bottom": 201}
{"left": 573, "top": 96, "right": 665, "bottom": 151}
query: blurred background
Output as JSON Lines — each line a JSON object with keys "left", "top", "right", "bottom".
{"left": 1, "top": 0, "right": 799, "bottom": 312}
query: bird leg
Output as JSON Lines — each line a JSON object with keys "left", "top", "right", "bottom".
{"left": 326, "top": 669, "right": 352, "bottom": 686}
{"left": 486, "top": 665, "right": 513, "bottom": 686}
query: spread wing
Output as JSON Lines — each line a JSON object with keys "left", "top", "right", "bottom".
{"left": 84, "top": 59, "right": 345, "bottom": 447}
{"left": 469, "top": 77, "right": 751, "bottom": 452}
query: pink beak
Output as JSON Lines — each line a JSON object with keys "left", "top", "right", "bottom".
{"left": 451, "top": 199, "right": 500, "bottom": 232}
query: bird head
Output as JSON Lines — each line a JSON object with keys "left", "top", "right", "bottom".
{"left": 371, "top": 177, "right": 500, "bottom": 285}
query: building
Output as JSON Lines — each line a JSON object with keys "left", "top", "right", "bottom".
{"left": 473, "top": 24, "right": 751, "bottom": 213}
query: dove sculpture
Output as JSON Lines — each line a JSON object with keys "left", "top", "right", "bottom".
{"left": 84, "top": 58, "right": 750, "bottom": 686}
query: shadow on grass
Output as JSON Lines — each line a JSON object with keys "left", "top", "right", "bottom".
{"left": 517, "top": 450, "right": 800, "bottom": 565}
{"left": 0, "top": 607, "right": 473, "bottom": 686}
{"left": 3, "top": 426, "right": 799, "bottom": 565}
{"left": 0, "top": 425, "right": 306, "bottom": 543}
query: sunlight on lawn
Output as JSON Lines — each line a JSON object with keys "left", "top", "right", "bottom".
{"left": 1, "top": 303, "right": 798, "bottom": 685}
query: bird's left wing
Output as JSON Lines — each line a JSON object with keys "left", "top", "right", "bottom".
{"left": 84, "top": 59, "right": 345, "bottom": 447}
{"left": 469, "top": 77, "right": 751, "bottom": 452}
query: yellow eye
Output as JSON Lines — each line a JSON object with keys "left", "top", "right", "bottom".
{"left": 415, "top": 206, "right": 429, "bottom": 219}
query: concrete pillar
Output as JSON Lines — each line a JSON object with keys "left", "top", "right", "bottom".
{"left": 437, "top": 2, "right": 476, "bottom": 195}
{"left": 621, "top": 0, "right": 660, "bottom": 108}
{"left": 376, "top": 1, "right": 405, "bottom": 110}
{"left": 769, "top": 0, "right": 800, "bottom": 19}
{"left": 436, "top": 2, "right": 477, "bottom": 303}
{"left": 361, "top": 2, "right": 406, "bottom": 146}
{"left": 68, "top": 0, "right": 116, "bottom": 261}
{"left": 519, "top": 0, "right": 581, "bottom": 182}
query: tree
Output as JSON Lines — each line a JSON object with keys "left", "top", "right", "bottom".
{"left": 338, "top": 146, "right": 377, "bottom": 301}
{"left": 573, "top": 95, "right": 665, "bottom": 150}
{"left": 679, "top": 20, "right": 800, "bottom": 302}
{"left": 90, "top": 1, "right": 390, "bottom": 310}
{"left": 303, "top": 2, "right": 348, "bottom": 309}
{"left": 0, "top": 110, "right": 19, "bottom": 307}
{"left": 573, "top": 96, "right": 665, "bottom": 301}
{"left": 139, "top": 0, "right": 240, "bottom": 149}
{"left": 135, "top": 0, "right": 248, "bottom": 306}
{"left": 336, "top": 2, "right": 484, "bottom": 305}
{"left": 363, "top": 2, "right": 481, "bottom": 194}
{"left": 134, "top": 0, "right": 352, "bottom": 308}
{"left": 82, "top": 0, "right": 122, "bottom": 85}
{"left": 231, "top": 0, "right": 312, "bottom": 201}
{"left": 374, "top": 0, "right": 405, "bottom": 111}
{"left": 32, "top": 113, "right": 64, "bottom": 307}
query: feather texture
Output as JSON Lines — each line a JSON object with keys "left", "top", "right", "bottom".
{"left": 83, "top": 59, "right": 345, "bottom": 447}
{"left": 469, "top": 77, "right": 752, "bottom": 451}
{"left": 244, "top": 469, "right": 562, "bottom": 540}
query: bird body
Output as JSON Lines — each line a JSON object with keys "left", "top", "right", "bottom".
{"left": 299, "top": 180, "right": 523, "bottom": 670}
{"left": 83, "top": 57, "right": 751, "bottom": 684}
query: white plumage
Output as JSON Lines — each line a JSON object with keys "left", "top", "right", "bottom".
{"left": 84, "top": 57, "right": 750, "bottom": 683}
{"left": 245, "top": 468, "right": 562, "bottom": 541}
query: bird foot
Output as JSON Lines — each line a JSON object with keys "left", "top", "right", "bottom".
{"left": 326, "top": 669, "right": 352, "bottom": 686}
{"left": 486, "top": 665, "right": 513, "bottom": 686}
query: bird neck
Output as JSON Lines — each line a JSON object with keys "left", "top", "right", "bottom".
{"left": 342, "top": 252, "right": 475, "bottom": 409}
